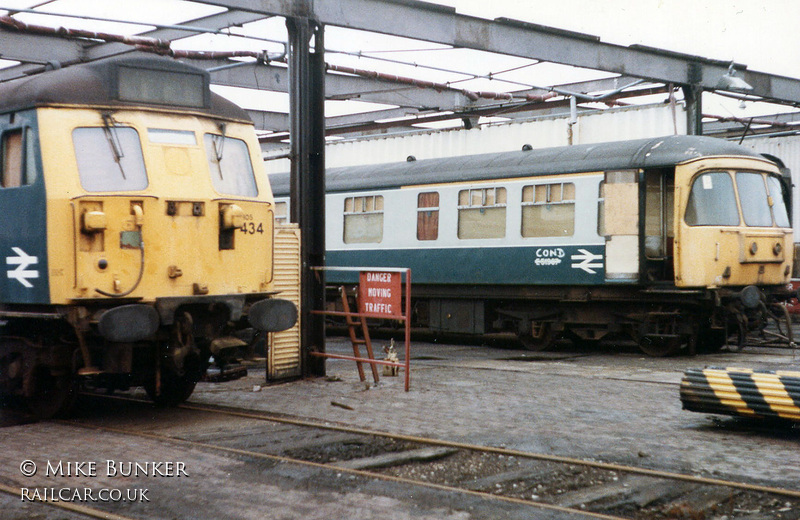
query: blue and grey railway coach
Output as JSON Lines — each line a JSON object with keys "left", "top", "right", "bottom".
{"left": 272, "top": 135, "right": 795, "bottom": 356}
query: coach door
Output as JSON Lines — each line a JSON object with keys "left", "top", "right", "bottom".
{"left": 602, "top": 170, "right": 640, "bottom": 282}
{"left": 643, "top": 170, "right": 675, "bottom": 281}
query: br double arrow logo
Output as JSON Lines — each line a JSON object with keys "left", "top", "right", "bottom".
{"left": 6, "top": 247, "right": 39, "bottom": 288}
{"left": 570, "top": 249, "right": 604, "bottom": 274}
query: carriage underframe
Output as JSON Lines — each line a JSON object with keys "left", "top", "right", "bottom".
{"left": 408, "top": 283, "right": 796, "bottom": 356}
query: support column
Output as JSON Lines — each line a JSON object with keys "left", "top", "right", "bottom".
{"left": 683, "top": 84, "right": 703, "bottom": 136}
{"left": 287, "top": 16, "right": 326, "bottom": 376}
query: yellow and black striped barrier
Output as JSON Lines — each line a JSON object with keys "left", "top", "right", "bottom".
{"left": 680, "top": 367, "right": 800, "bottom": 422}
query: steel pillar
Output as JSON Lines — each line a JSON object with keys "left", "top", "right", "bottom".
{"left": 683, "top": 84, "right": 704, "bottom": 136}
{"left": 287, "top": 16, "right": 326, "bottom": 376}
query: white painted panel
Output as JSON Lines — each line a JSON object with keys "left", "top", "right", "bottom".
{"left": 605, "top": 235, "right": 639, "bottom": 280}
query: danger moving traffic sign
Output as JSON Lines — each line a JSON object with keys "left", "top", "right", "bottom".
{"left": 358, "top": 271, "right": 402, "bottom": 318}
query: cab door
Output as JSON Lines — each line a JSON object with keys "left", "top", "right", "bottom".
{"left": 71, "top": 124, "right": 149, "bottom": 298}
{"left": 0, "top": 116, "right": 49, "bottom": 304}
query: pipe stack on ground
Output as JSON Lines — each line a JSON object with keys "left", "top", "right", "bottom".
{"left": 680, "top": 366, "right": 800, "bottom": 422}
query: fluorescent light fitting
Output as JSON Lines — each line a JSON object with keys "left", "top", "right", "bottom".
{"left": 716, "top": 62, "right": 753, "bottom": 92}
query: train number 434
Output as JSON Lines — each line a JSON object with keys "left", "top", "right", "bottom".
{"left": 240, "top": 222, "right": 264, "bottom": 234}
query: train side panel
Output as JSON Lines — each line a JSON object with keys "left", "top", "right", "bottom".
{"left": 325, "top": 173, "right": 608, "bottom": 286}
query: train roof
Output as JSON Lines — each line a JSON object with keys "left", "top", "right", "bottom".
{"left": 269, "top": 135, "right": 769, "bottom": 195}
{"left": 0, "top": 54, "right": 250, "bottom": 122}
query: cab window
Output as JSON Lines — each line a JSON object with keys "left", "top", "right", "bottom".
{"left": 1, "top": 128, "right": 37, "bottom": 188}
{"left": 735, "top": 172, "right": 791, "bottom": 228}
{"left": 73, "top": 126, "right": 148, "bottom": 192}
{"left": 767, "top": 175, "right": 791, "bottom": 228}
{"left": 736, "top": 172, "right": 772, "bottom": 227}
{"left": 685, "top": 172, "right": 739, "bottom": 226}
{"left": 204, "top": 134, "right": 258, "bottom": 197}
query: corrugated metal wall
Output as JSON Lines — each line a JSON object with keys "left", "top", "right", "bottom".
{"left": 268, "top": 224, "right": 302, "bottom": 380}
{"left": 263, "top": 103, "right": 686, "bottom": 174}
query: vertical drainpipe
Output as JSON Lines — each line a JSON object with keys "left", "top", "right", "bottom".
{"left": 287, "top": 15, "right": 327, "bottom": 377}
{"left": 567, "top": 95, "right": 577, "bottom": 145}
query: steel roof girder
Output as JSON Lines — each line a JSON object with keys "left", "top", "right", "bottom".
{"left": 201, "top": 59, "right": 478, "bottom": 110}
{"left": 193, "top": 0, "right": 800, "bottom": 105}
{"left": 0, "top": 31, "right": 83, "bottom": 65}
{"left": 245, "top": 109, "right": 289, "bottom": 131}
{"left": 83, "top": 10, "right": 273, "bottom": 61}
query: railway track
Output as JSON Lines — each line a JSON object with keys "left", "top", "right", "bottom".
{"left": 3, "top": 337, "right": 799, "bottom": 520}
{"left": 20, "top": 394, "right": 798, "bottom": 520}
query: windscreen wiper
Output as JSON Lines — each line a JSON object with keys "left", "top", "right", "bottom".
{"left": 102, "top": 112, "right": 126, "bottom": 180}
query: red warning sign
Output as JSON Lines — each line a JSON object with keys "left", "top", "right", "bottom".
{"left": 359, "top": 271, "right": 402, "bottom": 318}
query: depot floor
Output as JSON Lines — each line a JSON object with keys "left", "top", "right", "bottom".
{"left": 2, "top": 337, "right": 799, "bottom": 520}
{"left": 195, "top": 337, "right": 800, "bottom": 485}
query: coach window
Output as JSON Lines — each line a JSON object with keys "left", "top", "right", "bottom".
{"left": 458, "top": 187, "right": 506, "bottom": 239}
{"left": 343, "top": 195, "right": 384, "bottom": 243}
{"left": 521, "top": 182, "right": 575, "bottom": 237}
{"left": 417, "top": 191, "right": 439, "bottom": 240}
{"left": 204, "top": 134, "right": 258, "bottom": 197}
{"left": 73, "top": 127, "right": 148, "bottom": 192}
{"left": 685, "top": 171, "right": 739, "bottom": 226}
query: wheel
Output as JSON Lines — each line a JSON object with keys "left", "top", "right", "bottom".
{"left": 518, "top": 322, "right": 558, "bottom": 352}
{"left": 697, "top": 327, "right": 726, "bottom": 354}
{"left": 144, "top": 370, "right": 197, "bottom": 407}
{"left": 636, "top": 334, "right": 683, "bottom": 357}
{"left": 144, "top": 312, "right": 203, "bottom": 407}
{"left": 634, "top": 311, "right": 700, "bottom": 357}
{"left": 25, "top": 365, "right": 78, "bottom": 419}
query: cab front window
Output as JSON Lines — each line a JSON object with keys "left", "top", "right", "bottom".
{"left": 736, "top": 171, "right": 790, "bottom": 228}
{"left": 767, "top": 175, "right": 791, "bottom": 227}
{"left": 73, "top": 126, "right": 148, "bottom": 192}
{"left": 204, "top": 134, "right": 258, "bottom": 197}
{"left": 737, "top": 172, "right": 772, "bottom": 226}
{"left": 685, "top": 170, "right": 791, "bottom": 229}
{"left": 684, "top": 171, "right": 739, "bottom": 226}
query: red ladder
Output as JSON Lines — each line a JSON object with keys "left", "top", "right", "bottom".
{"left": 340, "top": 287, "right": 380, "bottom": 385}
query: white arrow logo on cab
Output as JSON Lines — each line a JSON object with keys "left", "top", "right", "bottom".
{"left": 6, "top": 247, "right": 39, "bottom": 288}
{"left": 570, "top": 249, "right": 603, "bottom": 274}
